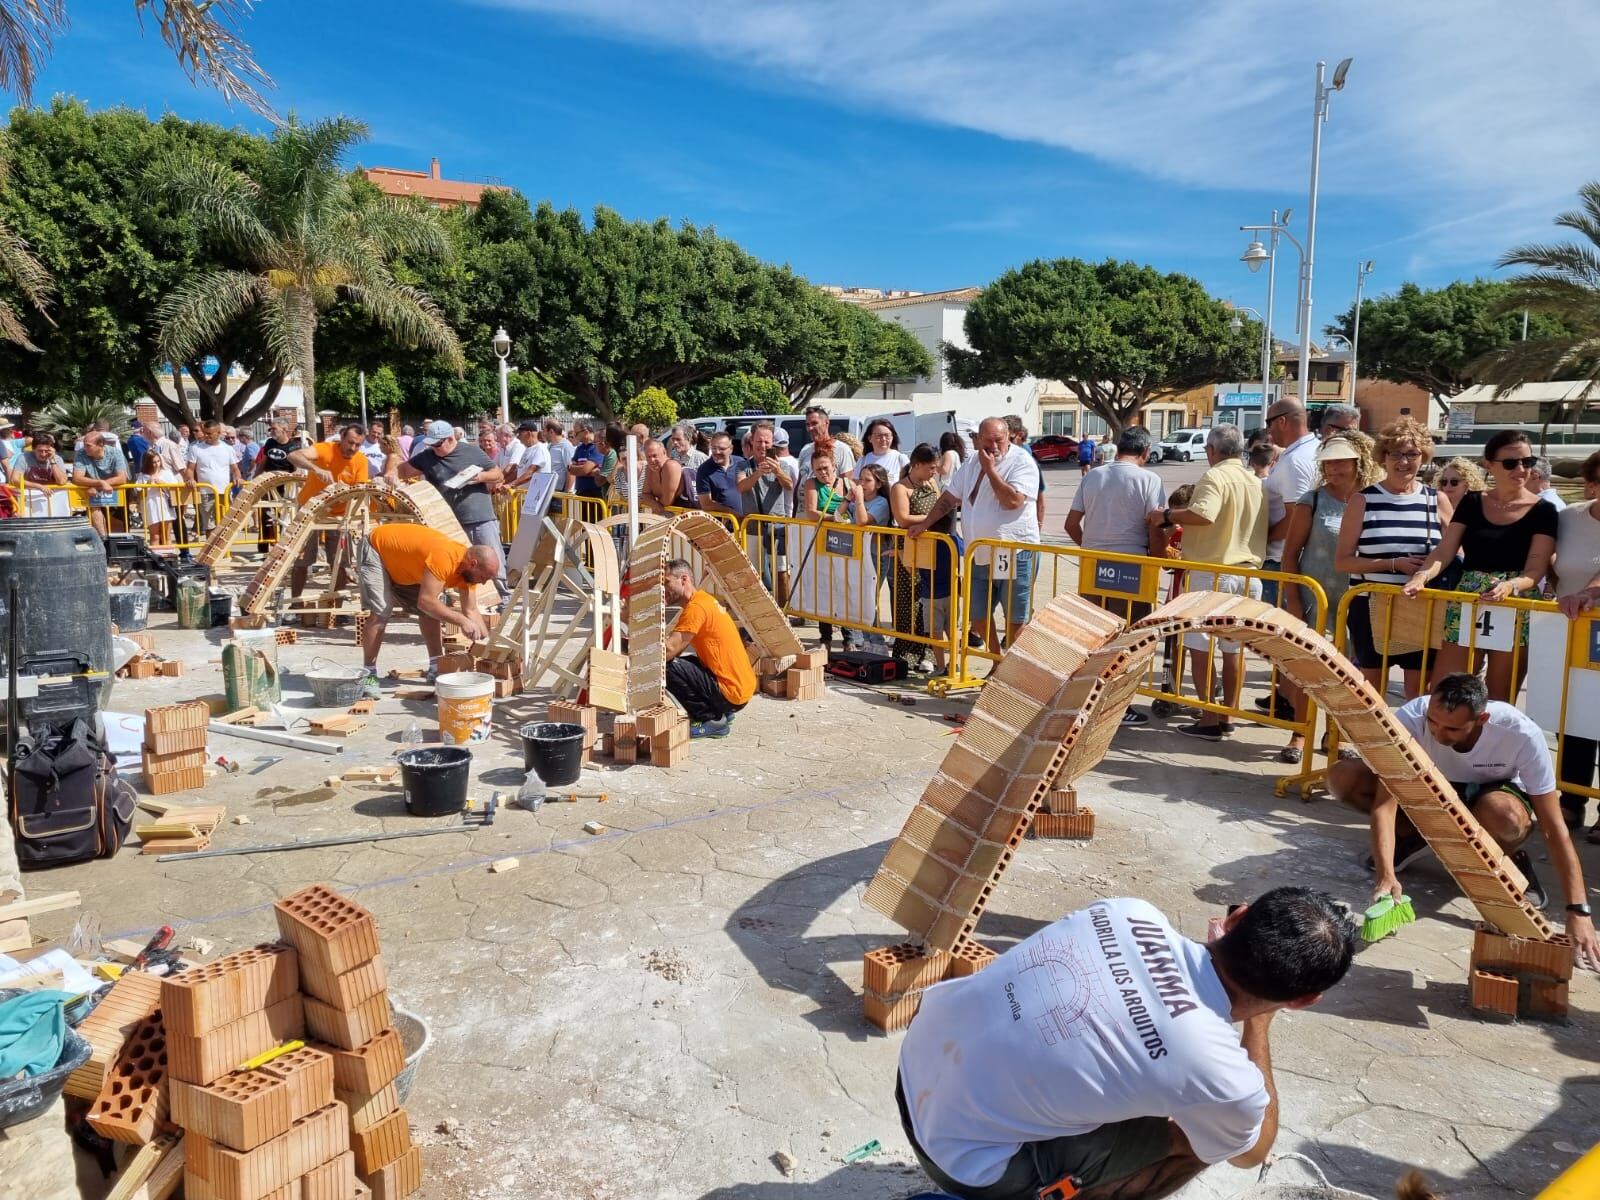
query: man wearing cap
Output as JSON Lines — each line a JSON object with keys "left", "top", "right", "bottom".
{"left": 354, "top": 523, "right": 501, "bottom": 693}
{"left": 397, "top": 420, "right": 508, "bottom": 599}
{"left": 506, "top": 420, "right": 550, "bottom": 489}
{"left": 287, "top": 423, "right": 370, "bottom": 598}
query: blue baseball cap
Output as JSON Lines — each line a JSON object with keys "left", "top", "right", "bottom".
{"left": 421, "top": 420, "right": 454, "bottom": 447}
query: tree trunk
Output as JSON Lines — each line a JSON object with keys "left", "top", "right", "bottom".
{"left": 301, "top": 314, "right": 317, "bottom": 436}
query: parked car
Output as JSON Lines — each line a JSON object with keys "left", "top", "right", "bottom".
{"left": 1029, "top": 434, "right": 1080, "bottom": 463}
{"left": 1159, "top": 428, "right": 1209, "bottom": 462}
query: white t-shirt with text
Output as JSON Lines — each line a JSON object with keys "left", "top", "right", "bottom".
{"left": 1394, "top": 696, "right": 1556, "bottom": 794}
{"left": 900, "top": 898, "right": 1267, "bottom": 1187}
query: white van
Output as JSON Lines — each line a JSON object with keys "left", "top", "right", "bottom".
{"left": 1159, "top": 428, "right": 1209, "bottom": 462}
{"left": 686, "top": 407, "right": 958, "bottom": 459}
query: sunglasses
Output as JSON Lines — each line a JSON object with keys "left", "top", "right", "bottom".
{"left": 1496, "top": 456, "right": 1537, "bottom": 470}
{"left": 1438, "top": 477, "right": 1462, "bottom": 486}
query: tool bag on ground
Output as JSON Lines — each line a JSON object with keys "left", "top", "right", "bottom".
{"left": 7, "top": 717, "right": 135, "bottom": 869}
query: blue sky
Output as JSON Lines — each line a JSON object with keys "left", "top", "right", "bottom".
{"left": 24, "top": 1, "right": 1600, "bottom": 336}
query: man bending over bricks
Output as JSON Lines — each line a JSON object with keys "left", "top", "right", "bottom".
{"left": 898, "top": 888, "right": 1356, "bottom": 1200}
{"left": 355, "top": 524, "right": 499, "bottom": 695}
{"left": 662, "top": 558, "right": 756, "bottom": 740}
{"left": 1328, "top": 671, "right": 1600, "bottom": 966}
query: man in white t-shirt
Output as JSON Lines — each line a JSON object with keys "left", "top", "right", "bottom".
{"left": 185, "top": 419, "right": 240, "bottom": 532}
{"left": 795, "top": 405, "right": 855, "bottom": 486}
{"left": 1329, "top": 672, "right": 1600, "bottom": 966}
{"left": 906, "top": 416, "right": 1040, "bottom": 650}
{"left": 1262, "top": 400, "right": 1318, "bottom": 590}
{"left": 898, "top": 889, "right": 1355, "bottom": 1200}
{"left": 359, "top": 422, "right": 389, "bottom": 475}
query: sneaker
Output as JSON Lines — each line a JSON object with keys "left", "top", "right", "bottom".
{"left": 422, "top": 664, "right": 439, "bottom": 685}
{"left": 690, "top": 717, "right": 731, "bottom": 740}
{"left": 1120, "top": 708, "right": 1150, "bottom": 726}
{"left": 1364, "top": 833, "right": 1431, "bottom": 875}
{"left": 359, "top": 671, "right": 382, "bottom": 700}
{"left": 1253, "top": 694, "right": 1295, "bottom": 720}
{"left": 1176, "top": 722, "right": 1224, "bottom": 742}
{"left": 1510, "top": 849, "right": 1548, "bottom": 910}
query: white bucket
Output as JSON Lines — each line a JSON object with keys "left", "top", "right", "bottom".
{"left": 435, "top": 671, "right": 494, "bottom": 745}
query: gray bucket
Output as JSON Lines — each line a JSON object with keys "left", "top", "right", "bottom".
{"left": 305, "top": 656, "right": 364, "bottom": 707}
{"left": 108, "top": 583, "right": 151, "bottom": 632}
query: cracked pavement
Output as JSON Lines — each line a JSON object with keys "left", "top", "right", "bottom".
{"left": 36, "top": 616, "right": 1600, "bottom": 1199}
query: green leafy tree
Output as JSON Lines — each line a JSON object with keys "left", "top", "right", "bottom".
{"left": 315, "top": 363, "right": 403, "bottom": 420}
{"left": 0, "top": 100, "right": 282, "bottom": 421}
{"left": 30, "top": 395, "right": 127, "bottom": 441}
{"left": 1470, "top": 184, "right": 1600, "bottom": 432}
{"left": 947, "top": 259, "right": 1254, "bottom": 435}
{"left": 683, "top": 371, "right": 791, "bottom": 417}
{"left": 154, "top": 114, "right": 465, "bottom": 432}
{"left": 364, "top": 364, "right": 403, "bottom": 416}
{"left": 766, "top": 291, "right": 932, "bottom": 406}
{"left": 621, "top": 386, "right": 677, "bottom": 430}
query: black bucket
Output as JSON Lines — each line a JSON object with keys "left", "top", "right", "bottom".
{"left": 396, "top": 746, "right": 472, "bottom": 817}
{"left": 520, "top": 721, "right": 586, "bottom": 786}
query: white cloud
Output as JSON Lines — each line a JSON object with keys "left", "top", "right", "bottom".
{"left": 477, "top": 0, "right": 1600, "bottom": 268}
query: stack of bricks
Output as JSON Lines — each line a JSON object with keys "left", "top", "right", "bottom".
{"left": 584, "top": 705, "right": 690, "bottom": 768}
{"left": 67, "top": 969, "right": 164, "bottom": 1101}
{"left": 755, "top": 650, "right": 826, "bottom": 700}
{"left": 636, "top": 704, "right": 688, "bottom": 767}
{"left": 86, "top": 1009, "right": 169, "bottom": 1143}
{"left": 862, "top": 938, "right": 997, "bottom": 1032}
{"left": 1030, "top": 786, "right": 1095, "bottom": 840}
{"left": 1468, "top": 923, "right": 1574, "bottom": 1022}
{"left": 433, "top": 651, "right": 521, "bottom": 697}
{"left": 143, "top": 701, "right": 209, "bottom": 795}
{"left": 276, "top": 884, "right": 421, "bottom": 1199}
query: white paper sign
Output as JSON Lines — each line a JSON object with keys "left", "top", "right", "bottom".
{"left": 1527, "top": 611, "right": 1600, "bottom": 739}
{"left": 1448, "top": 601, "right": 1516, "bottom": 652}
{"left": 989, "top": 546, "right": 1013, "bottom": 581}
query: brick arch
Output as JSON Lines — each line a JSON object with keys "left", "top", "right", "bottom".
{"left": 197, "top": 472, "right": 298, "bottom": 565}
{"left": 863, "top": 589, "right": 1553, "bottom": 955}
{"left": 622, "top": 510, "right": 804, "bottom": 712}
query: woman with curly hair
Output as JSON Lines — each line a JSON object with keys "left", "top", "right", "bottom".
{"left": 1432, "top": 456, "right": 1486, "bottom": 512}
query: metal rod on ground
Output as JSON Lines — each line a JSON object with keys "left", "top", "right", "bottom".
{"left": 207, "top": 720, "right": 342, "bottom": 754}
{"left": 157, "top": 819, "right": 488, "bottom": 862}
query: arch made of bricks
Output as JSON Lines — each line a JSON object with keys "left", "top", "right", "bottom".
{"left": 863, "top": 589, "right": 1554, "bottom": 955}
{"left": 197, "top": 472, "right": 297, "bottom": 565}
{"left": 622, "top": 510, "right": 804, "bottom": 712}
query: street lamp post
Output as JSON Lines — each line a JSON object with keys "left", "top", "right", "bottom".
{"left": 1296, "top": 57, "right": 1353, "bottom": 415}
{"left": 491, "top": 327, "right": 512, "bottom": 425}
{"left": 1229, "top": 306, "right": 1269, "bottom": 432}
{"left": 1350, "top": 259, "right": 1375, "bottom": 406}
{"left": 1239, "top": 208, "right": 1302, "bottom": 429}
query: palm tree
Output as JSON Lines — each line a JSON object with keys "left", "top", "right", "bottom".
{"left": 0, "top": 144, "right": 51, "bottom": 349}
{"left": 1476, "top": 183, "right": 1600, "bottom": 432}
{"left": 155, "top": 115, "right": 464, "bottom": 432}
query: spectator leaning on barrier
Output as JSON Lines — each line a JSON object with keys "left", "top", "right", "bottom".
{"left": 1334, "top": 417, "right": 1452, "bottom": 702}
{"left": 738, "top": 422, "right": 797, "bottom": 603}
{"left": 568, "top": 420, "right": 605, "bottom": 503}
{"left": 696, "top": 432, "right": 744, "bottom": 518}
{"left": 640, "top": 439, "right": 682, "bottom": 516}
{"left": 1554, "top": 449, "right": 1600, "bottom": 835}
{"left": 1150, "top": 424, "right": 1267, "bottom": 742}
{"left": 73, "top": 430, "right": 130, "bottom": 538}
{"left": 1404, "top": 429, "right": 1554, "bottom": 702}
{"left": 185, "top": 420, "right": 241, "bottom": 532}
{"left": 1433, "top": 456, "right": 1485, "bottom": 513}
{"left": 1328, "top": 672, "right": 1599, "bottom": 962}
{"left": 137, "top": 449, "right": 180, "bottom": 547}
{"left": 1528, "top": 456, "right": 1567, "bottom": 510}
{"left": 801, "top": 449, "right": 869, "bottom": 652}
{"left": 906, "top": 416, "right": 1041, "bottom": 653}
{"left": 887, "top": 444, "right": 943, "bottom": 676}
{"left": 507, "top": 420, "right": 549, "bottom": 489}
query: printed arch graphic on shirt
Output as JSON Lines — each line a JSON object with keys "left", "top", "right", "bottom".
{"left": 624, "top": 510, "right": 804, "bottom": 712}
{"left": 863, "top": 589, "right": 1556, "bottom": 957}
{"left": 1018, "top": 927, "right": 1117, "bottom": 1048}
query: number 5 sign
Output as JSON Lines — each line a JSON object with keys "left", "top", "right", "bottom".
{"left": 989, "top": 546, "right": 1013, "bottom": 581}
{"left": 1449, "top": 602, "right": 1517, "bottom": 652}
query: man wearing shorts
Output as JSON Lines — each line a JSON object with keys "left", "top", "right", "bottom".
{"left": 287, "top": 424, "right": 370, "bottom": 598}
{"left": 355, "top": 523, "right": 500, "bottom": 694}
{"left": 898, "top": 888, "right": 1356, "bottom": 1200}
{"left": 1328, "top": 672, "right": 1600, "bottom": 964}
{"left": 906, "top": 416, "right": 1040, "bottom": 651}
{"left": 1150, "top": 424, "right": 1267, "bottom": 741}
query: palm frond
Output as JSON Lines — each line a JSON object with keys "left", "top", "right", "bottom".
{"left": 0, "top": 0, "right": 64, "bottom": 106}
{"left": 351, "top": 195, "right": 453, "bottom": 263}
{"left": 254, "top": 286, "right": 314, "bottom": 380}
{"left": 0, "top": 217, "right": 52, "bottom": 315}
{"left": 133, "top": 0, "right": 276, "bottom": 119}
{"left": 151, "top": 152, "right": 275, "bottom": 261}
{"left": 0, "top": 296, "right": 41, "bottom": 351}
{"left": 156, "top": 268, "right": 266, "bottom": 362}
{"left": 342, "top": 277, "right": 464, "bottom": 372}
{"left": 1498, "top": 241, "right": 1600, "bottom": 285}
{"left": 1473, "top": 334, "right": 1600, "bottom": 397}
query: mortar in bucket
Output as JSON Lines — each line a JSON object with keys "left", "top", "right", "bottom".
{"left": 305, "top": 656, "right": 364, "bottom": 707}
{"left": 107, "top": 582, "right": 151, "bottom": 632}
{"left": 396, "top": 746, "right": 471, "bottom": 817}
{"left": 436, "top": 671, "right": 494, "bottom": 745}
{"left": 520, "top": 722, "right": 586, "bottom": 786}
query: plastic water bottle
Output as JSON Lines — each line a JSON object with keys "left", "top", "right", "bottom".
{"left": 516, "top": 772, "right": 544, "bottom": 812}
{"left": 402, "top": 720, "right": 423, "bottom": 751}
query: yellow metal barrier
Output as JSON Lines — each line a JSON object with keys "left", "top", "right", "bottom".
{"left": 742, "top": 513, "right": 961, "bottom": 676}
{"left": 949, "top": 540, "right": 1327, "bottom": 792}
{"left": 15, "top": 480, "right": 228, "bottom": 551}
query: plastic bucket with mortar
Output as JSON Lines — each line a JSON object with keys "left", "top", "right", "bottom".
{"left": 305, "top": 656, "right": 364, "bottom": 707}
{"left": 520, "top": 721, "right": 586, "bottom": 786}
{"left": 435, "top": 671, "right": 494, "bottom": 745}
{"left": 107, "top": 582, "right": 150, "bottom": 632}
{"left": 396, "top": 746, "right": 471, "bottom": 817}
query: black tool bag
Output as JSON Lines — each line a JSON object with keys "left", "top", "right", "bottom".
{"left": 8, "top": 717, "right": 135, "bottom": 869}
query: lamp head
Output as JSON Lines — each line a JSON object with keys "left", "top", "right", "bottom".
{"left": 1281, "top": 207, "right": 1292, "bottom": 227}
{"left": 491, "top": 327, "right": 511, "bottom": 359}
{"left": 1332, "top": 57, "right": 1353, "bottom": 90}
{"left": 1230, "top": 315, "right": 1244, "bottom": 333}
{"left": 1241, "top": 240, "right": 1270, "bottom": 273}
{"left": 1361, "top": 259, "right": 1375, "bottom": 274}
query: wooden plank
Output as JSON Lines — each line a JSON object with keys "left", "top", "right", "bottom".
{"left": 108, "top": 1132, "right": 182, "bottom": 1200}
{"left": 0, "top": 891, "right": 81, "bottom": 922}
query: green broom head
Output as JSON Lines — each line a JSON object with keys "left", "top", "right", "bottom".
{"left": 1360, "top": 894, "right": 1416, "bottom": 942}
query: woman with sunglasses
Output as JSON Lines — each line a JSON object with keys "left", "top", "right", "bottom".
{"left": 1403, "top": 430, "right": 1555, "bottom": 700}
{"left": 1432, "top": 456, "right": 1485, "bottom": 512}
{"left": 1336, "top": 418, "right": 1453, "bottom": 700}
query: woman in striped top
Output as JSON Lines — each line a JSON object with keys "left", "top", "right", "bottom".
{"left": 1335, "top": 418, "right": 1455, "bottom": 699}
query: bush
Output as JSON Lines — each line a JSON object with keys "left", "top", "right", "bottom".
{"left": 682, "top": 372, "right": 791, "bottom": 418}
{"left": 621, "top": 386, "right": 677, "bottom": 431}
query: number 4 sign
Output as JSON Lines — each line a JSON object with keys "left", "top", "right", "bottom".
{"left": 1449, "top": 602, "right": 1516, "bottom": 652}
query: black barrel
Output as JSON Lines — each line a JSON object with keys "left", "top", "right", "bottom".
{"left": 0, "top": 517, "right": 113, "bottom": 683}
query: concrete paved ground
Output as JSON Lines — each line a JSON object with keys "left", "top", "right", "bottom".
{"left": 31, "top": 555, "right": 1600, "bottom": 1200}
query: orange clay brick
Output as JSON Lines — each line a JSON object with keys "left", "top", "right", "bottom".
{"left": 1470, "top": 923, "right": 1574, "bottom": 981}
{"left": 1469, "top": 968, "right": 1520, "bottom": 1019}
{"left": 141, "top": 745, "right": 208, "bottom": 775}
{"left": 146, "top": 700, "right": 209, "bottom": 735}
{"left": 1043, "top": 787, "right": 1077, "bottom": 814}
{"left": 168, "top": 996, "right": 306, "bottom": 1086}
{"left": 273, "top": 885, "right": 381, "bottom": 982}
{"left": 162, "top": 944, "right": 300, "bottom": 1038}
{"left": 169, "top": 1045, "right": 333, "bottom": 1153}
{"left": 634, "top": 705, "right": 682, "bottom": 738}
{"left": 186, "top": 1100, "right": 349, "bottom": 1200}
{"left": 299, "top": 955, "right": 387, "bottom": 1012}
{"left": 361, "top": 1143, "right": 421, "bottom": 1200}
{"left": 301, "top": 1150, "right": 357, "bottom": 1200}
{"left": 350, "top": 1108, "right": 412, "bottom": 1175}
{"left": 145, "top": 764, "right": 206, "bottom": 795}
{"left": 87, "top": 1011, "right": 168, "bottom": 1145}
{"left": 651, "top": 736, "right": 689, "bottom": 768}
{"left": 1527, "top": 978, "right": 1570, "bottom": 1022}
{"left": 1031, "top": 809, "right": 1096, "bottom": 840}
{"left": 310, "top": 1028, "right": 406, "bottom": 1095}
{"left": 336, "top": 1082, "right": 399, "bottom": 1133}
{"left": 66, "top": 969, "right": 164, "bottom": 1100}
{"left": 303, "top": 992, "right": 392, "bottom": 1052}
{"left": 946, "top": 941, "right": 998, "bottom": 979}
{"left": 353, "top": 1181, "right": 373, "bottom": 1200}
{"left": 184, "top": 1177, "right": 295, "bottom": 1200}
{"left": 863, "top": 988, "right": 925, "bottom": 1033}
{"left": 862, "top": 944, "right": 948, "bottom": 996}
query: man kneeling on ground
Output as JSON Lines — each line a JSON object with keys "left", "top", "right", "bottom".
{"left": 898, "top": 888, "right": 1356, "bottom": 1200}
{"left": 356, "top": 524, "right": 500, "bottom": 694}
{"left": 1329, "top": 671, "right": 1599, "bottom": 964}
{"left": 662, "top": 558, "right": 756, "bottom": 739}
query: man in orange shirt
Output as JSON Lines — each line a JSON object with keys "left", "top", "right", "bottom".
{"left": 663, "top": 558, "right": 756, "bottom": 738}
{"left": 355, "top": 523, "right": 500, "bottom": 693}
{"left": 287, "top": 424, "right": 370, "bottom": 598}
